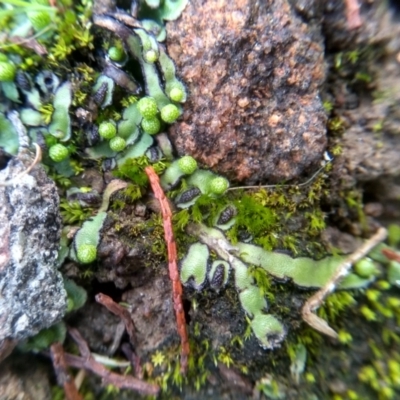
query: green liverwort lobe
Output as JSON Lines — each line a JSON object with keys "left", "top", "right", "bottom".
{"left": 160, "top": 104, "right": 180, "bottom": 123}
{"left": 49, "top": 144, "right": 69, "bottom": 162}
{"left": 137, "top": 97, "right": 158, "bottom": 119}
{"left": 99, "top": 121, "right": 117, "bottom": 139}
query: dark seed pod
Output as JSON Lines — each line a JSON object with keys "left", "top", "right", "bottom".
{"left": 177, "top": 187, "right": 201, "bottom": 204}
{"left": 217, "top": 205, "right": 236, "bottom": 225}
{"left": 210, "top": 263, "right": 225, "bottom": 290}
{"left": 93, "top": 82, "right": 108, "bottom": 105}
{"left": 86, "top": 124, "right": 100, "bottom": 147}
{"left": 146, "top": 146, "right": 162, "bottom": 162}
{"left": 102, "top": 158, "right": 116, "bottom": 171}
{"left": 15, "top": 71, "right": 31, "bottom": 91}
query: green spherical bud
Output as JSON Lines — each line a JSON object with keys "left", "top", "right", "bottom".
{"left": 144, "top": 49, "right": 158, "bottom": 63}
{"left": 209, "top": 177, "right": 229, "bottom": 195}
{"left": 77, "top": 244, "right": 97, "bottom": 264}
{"left": 169, "top": 87, "right": 184, "bottom": 102}
{"left": 49, "top": 144, "right": 69, "bottom": 162}
{"left": 109, "top": 136, "right": 126, "bottom": 152}
{"left": 27, "top": 11, "right": 51, "bottom": 31}
{"left": 178, "top": 156, "right": 197, "bottom": 175}
{"left": 108, "top": 46, "right": 125, "bottom": 62}
{"left": 354, "top": 258, "right": 377, "bottom": 278}
{"left": 0, "top": 61, "right": 16, "bottom": 82}
{"left": 160, "top": 104, "right": 180, "bottom": 124}
{"left": 99, "top": 121, "right": 117, "bottom": 139}
{"left": 137, "top": 97, "right": 158, "bottom": 119}
{"left": 141, "top": 117, "right": 160, "bottom": 135}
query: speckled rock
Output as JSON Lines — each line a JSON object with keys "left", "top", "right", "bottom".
{"left": 166, "top": 0, "right": 327, "bottom": 184}
{"left": 0, "top": 114, "right": 66, "bottom": 346}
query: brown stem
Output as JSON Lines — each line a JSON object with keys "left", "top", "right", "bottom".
{"left": 67, "top": 328, "right": 160, "bottom": 396}
{"left": 50, "top": 342, "right": 83, "bottom": 400}
{"left": 145, "top": 166, "right": 190, "bottom": 373}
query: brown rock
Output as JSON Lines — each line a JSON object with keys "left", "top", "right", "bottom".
{"left": 166, "top": 0, "right": 327, "bottom": 184}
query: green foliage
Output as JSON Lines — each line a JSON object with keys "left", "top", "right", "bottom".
{"left": 60, "top": 199, "right": 93, "bottom": 224}
{"left": 233, "top": 194, "right": 277, "bottom": 243}
{"left": 114, "top": 155, "right": 150, "bottom": 187}
{"left": 64, "top": 278, "right": 87, "bottom": 311}
{"left": 0, "top": 60, "right": 16, "bottom": 81}
{"left": 248, "top": 265, "right": 273, "bottom": 299}
{"left": 18, "top": 322, "right": 66, "bottom": 352}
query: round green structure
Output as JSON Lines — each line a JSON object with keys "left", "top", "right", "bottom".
{"left": 49, "top": 144, "right": 69, "bottom": 162}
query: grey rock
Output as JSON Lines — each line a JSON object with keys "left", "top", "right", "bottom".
{"left": 0, "top": 113, "right": 66, "bottom": 345}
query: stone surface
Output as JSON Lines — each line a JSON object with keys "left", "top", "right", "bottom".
{"left": 166, "top": 0, "right": 327, "bottom": 184}
{"left": 0, "top": 120, "right": 66, "bottom": 344}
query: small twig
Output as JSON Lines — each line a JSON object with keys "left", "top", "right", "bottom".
{"left": 345, "top": 0, "right": 362, "bottom": 30}
{"left": 381, "top": 248, "right": 400, "bottom": 263}
{"left": 0, "top": 24, "right": 55, "bottom": 52}
{"left": 67, "top": 328, "right": 160, "bottom": 396}
{"left": 50, "top": 342, "right": 83, "bottom": 400}
{"left": 302, "top": 227, "right": 387, "bottom": 338}
{"left": 121, "top": 343, "right": 143, "bottom": 378}
{"left": 95, "top": 293, "right": 136, "bottom": 347}
{"left": 108, "top": 320, "right": 125, "bottom": 356}
{"left": 91, "top": 352, "right": 131, "bottom": 368}
{"left": 228, "top": 160, "right": 331, "bottom": 191}
{"left": 145, "top": 166, "right": 190, "bottom": 374}
{"left": 0, "top": 338, "right": 17, "bottom": 364}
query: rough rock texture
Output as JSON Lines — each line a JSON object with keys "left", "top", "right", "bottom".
{"left": 0, "top": 143, "right": 66, "bottom": 344}
{"left": 121, "top": 271, "right": 177, "bottom": 357}
{"left": 324, "top": 2, "right": 400, "bottom": 203}
{"left": 166, "top": 0, "right": 327, "bottom": 184}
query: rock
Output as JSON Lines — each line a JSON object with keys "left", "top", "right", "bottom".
{"left": 166, "top": 0, "right": 327, "bottom": 184}
{"left": 0, "top": 113, "right": 66, "bottom": 346}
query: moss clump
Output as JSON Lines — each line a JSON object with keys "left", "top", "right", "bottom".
{"left": 0, "top": 61, "right": 16, "bottom": 82}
